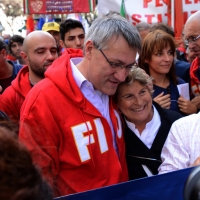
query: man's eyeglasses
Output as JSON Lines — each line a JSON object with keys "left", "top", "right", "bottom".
{"left": 99, "top": 49, "right": 135, "bottom": 69}
{"left": 185, "top": 34, "right": 200, "bottom": 45}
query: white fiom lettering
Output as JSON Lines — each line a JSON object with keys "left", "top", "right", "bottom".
{"left": 71, "top": 122, "right": 94, "bottom": 162}
{"left": 94, "top": 118, "right": 108, "bottom": 153}
{"left": 114, "top": 110, "right": 122, "bottom": 138}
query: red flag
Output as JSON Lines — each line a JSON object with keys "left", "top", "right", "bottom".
{"left": 163, "top": 0, "right": 184, "bottom": 39}
{"left": 26, "top": 15, "right": 34, "bottom": 35}
{"left": 174, "top": 0, "right": 184, "bottom": 39}
{"left": 163, "top": 0, "right": 171, "bottom": 26}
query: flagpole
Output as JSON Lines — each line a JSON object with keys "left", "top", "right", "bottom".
{"left": 171, "top": 0, "right": 174, "bottom": 29}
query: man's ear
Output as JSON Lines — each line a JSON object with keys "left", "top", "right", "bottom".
{"left": 20, "top": 51, "right": 28, "bottom": 62}
{"left": 59, "top": 40, "right": 65, "bottom": 48}
{"left": 85, "top": 40, "right": 95, "bottom": 59}
{"left": 1, "top": 49, "right": 7, "bottom": 59}
{"left": 144, "top": 59, "right": 149, "bottom": 64}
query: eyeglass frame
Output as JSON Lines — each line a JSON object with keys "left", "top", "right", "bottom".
{"left": 185, "top": 34, "right": 200, "bottom": 45}
{"left": 98, "top": 49, "right": 135, "bottom": 69}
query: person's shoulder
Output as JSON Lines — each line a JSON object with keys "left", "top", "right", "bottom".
{"left": 163, "top": 108, "right": 183, "bottom": 121}
{"left": 24, "top": 77, "right": 59, "bottom": 107}
{"left": 175, "top": 59, "right": 190, "bottom": 68}
{"left": 8, "top": 60, "right": 23, "bottom": 72}
{"left": 29, "top": 78, "right": 53, "bottom": 95}
{"left": 14, "top": 64, "right": 23, "bottom": 72}
{"left": 154, "top": 101, "right": 182, "bottom": 121}
{"left": 172, "top": 113, "right": 200, "bottom": 127}
{"left": 20, "top": 78, "right": 54, "bottom": 111}
{"left": 177, "top": 77, "right": 186, "bottom": 84}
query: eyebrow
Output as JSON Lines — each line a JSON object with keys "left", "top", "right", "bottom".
{"left": 78, "top": 34, "right": 85, "bottom": 37}
{"left": 11, "top": 43, "right": 22, "bottom": 46}
{"left": 109, "top": 58, "right": 129, "bottom": 65}
{"left": 34, "top": 47, "right": 57, "bottom": 52}
{"left": 68, "top": 34, "right": 85, "bottom": 38}
{"left": 121, "top": 88, "right": 146, "bottom": 97}
{"left": 121, "top": 93, "right": 133, "bottom": 97}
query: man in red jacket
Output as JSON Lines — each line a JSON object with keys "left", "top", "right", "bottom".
{"left": 0, "top": 31, "right": 58, "bottom": 122}
{"left": 185, "top": 11, "right": 200, "bottom": 110}
{"left": 19, "top": 14, "right": 141, "bottom": 197}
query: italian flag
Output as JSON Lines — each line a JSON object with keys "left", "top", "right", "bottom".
{"left": 120, "top": 0, "right": 126, "bottom": 18}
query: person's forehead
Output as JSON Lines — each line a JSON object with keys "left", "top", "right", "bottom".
{"left": 118, "top": 81, "right": 144, "bottom": 94}
{"left": 92, "top": 34, "right": 137, "bottom": 58}
{"left": 3, "top": 34, "right": 10, "bottom": 39}
{"left": 185, "top": 20, "right": 200, "bottom": 37}
{"left": 30, "top": 37, "right": 56, "bottom": 50}
{"left": 66, "top": 28, "right": 84, "bottom": 37}
{"left": 11, "top": 42, "right": 22, "bottom": 47}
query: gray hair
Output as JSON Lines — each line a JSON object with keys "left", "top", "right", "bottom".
{"left": 136, "top": 22, "right": 151, "bottom": 32}
{"left": 113, "top": 66, "right": 154, "bottom": 103}
{"left": 84, "top": 14, "right": 141, "bottom": 53}
{"left": 127, "top": 66, "right": 153, "bottom": 86}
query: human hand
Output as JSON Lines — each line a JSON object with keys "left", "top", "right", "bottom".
{"left": 153, "top": 92, "right": 171, "bottom": 109}
{"left": 191, "top": 96, "right": 200, "bottom": 109}
{"left": 191, "top": 156, "right": 200, "bottom": 167}
{"left": 178, "top": 96, "right": 197, "bottom": 114}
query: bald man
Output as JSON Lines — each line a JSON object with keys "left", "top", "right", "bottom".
{"left": 0, "top": 31, "right": 58, "bottom": 122}
{"left": 183, "top": 11, "right": 200, "bottom": 109}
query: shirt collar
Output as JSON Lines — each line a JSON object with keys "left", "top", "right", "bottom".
{"left": 70, "top": 58, "right": 86, "bottom": 88}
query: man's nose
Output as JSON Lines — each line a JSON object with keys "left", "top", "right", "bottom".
{"left": 46, "top": 51, "right": 55, "bottom": 60}
{"left": 134, "top": 96, "right": 143, "bottom": 105}
{"left": 16, "top": 44, "right": 20, "bottom": 50}
{"left": 75, "top": 37, "right": 81, "bottom": 46}
{"left": 113, "top": 68, "right": 129, "bottom": 82}
{"left": 188, "top": 42, "right": 196, "bottom": 49}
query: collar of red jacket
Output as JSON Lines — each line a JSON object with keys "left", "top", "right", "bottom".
{"left": 190, "top": 57, "right": 200, "bottom": 84}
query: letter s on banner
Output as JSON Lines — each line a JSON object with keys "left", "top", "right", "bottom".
{"left": 131, "top": 14, "right": 141, "bottom": 25}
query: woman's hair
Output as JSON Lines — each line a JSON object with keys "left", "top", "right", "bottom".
{"left": 0, "top": 122, "right": 53, "bottom": 200}
{"left": 113, "top": 66, "right": 153, "bottom": 103}
{"left": 138, "top": 29, "right": 177, "bottom": 84}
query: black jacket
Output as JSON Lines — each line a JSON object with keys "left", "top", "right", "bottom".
{"left": 125, "top": 101, "right": 182, "bottom": 180}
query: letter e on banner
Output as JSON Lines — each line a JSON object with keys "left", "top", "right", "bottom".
{"left": 185, "top": 0, "right": 192, "bottom": 4}
{"left": 143, "top": 0, "right": 152, "bottom": 8}
{"left": 156, "top": 0, "right": 163, "bottom": 6}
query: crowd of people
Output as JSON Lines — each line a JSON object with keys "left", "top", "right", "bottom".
{"left": 0, "top": 10, "right": 200, "bottom": 199}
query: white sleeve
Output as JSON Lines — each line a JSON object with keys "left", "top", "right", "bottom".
{"left": 158, "top": 120, "right": 190, "bottom": 174}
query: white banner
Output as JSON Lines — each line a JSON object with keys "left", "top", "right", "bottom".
{"left": 98, "top": 0, "right": 200, "bottom": 25}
